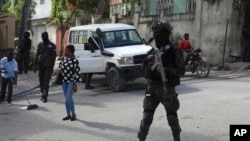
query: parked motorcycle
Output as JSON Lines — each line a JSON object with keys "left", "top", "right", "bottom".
{"left": 184, "top": 48, "right": 210, "bottom": 78}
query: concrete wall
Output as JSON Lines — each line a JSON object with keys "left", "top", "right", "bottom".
{"left": 135, "top": 0, "right": 242, "bottom": 65}
{"left": 31, "top": 0, "right": 57, "bottom": 53}
{"left": 32, "top": 0, "right": 51, "bottom": 20}
{"left": 0, "top": 15, "right": 16, "bottom": 49}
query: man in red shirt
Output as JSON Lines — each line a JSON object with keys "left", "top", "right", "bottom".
{"left": 178, "top": 33, "right": 192, "bottom": 52}
{"left": 178, "top": 33, "right": 192, "bottom": 64}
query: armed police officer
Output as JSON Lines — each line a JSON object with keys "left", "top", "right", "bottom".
{"left": 138, "top": 20, "right": 185, "bottom": 141}
{"left": 34, "top": 31, "right": 56, "bottom": 103}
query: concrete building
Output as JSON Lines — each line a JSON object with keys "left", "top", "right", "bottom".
{"left": 0, "top": 14, "right": 15, "bottom": 58}
{"left": 110, "top": 0, "right": 250, "bottom": 65}
{"left": 30, "top": 0, "right": 250, "bottom": 64}
{"left": 0, "top": 14, "right": 15, "bottom": 49}
{"left": 31, "top": 0, "right": 57, "bottom": 53}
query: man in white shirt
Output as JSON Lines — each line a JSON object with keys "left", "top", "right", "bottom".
{"left": 0, "top": 51, "right": 18, "bottom": 105}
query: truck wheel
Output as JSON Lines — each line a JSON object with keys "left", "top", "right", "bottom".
{"left": 107, "top": 67, "right": 126, "bottom": 92}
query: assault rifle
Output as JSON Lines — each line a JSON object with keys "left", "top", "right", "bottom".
{"left": 150, "top": 46, "right": 168, "bottom": 94}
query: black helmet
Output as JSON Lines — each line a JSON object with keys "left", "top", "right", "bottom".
{"left": 151, "top": 20, "right": 173, "bottom": 33}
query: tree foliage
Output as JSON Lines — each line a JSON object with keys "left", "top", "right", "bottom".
{"left": 50, "top": 0, "right": 110, "bottom": 56}
{"left": 0, "top": 0, "right": 36, "bottom": 37}
{"left": 50, "top": 0, "right": 109, "bottom": 25}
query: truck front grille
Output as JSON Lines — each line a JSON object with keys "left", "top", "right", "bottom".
{"left": 133, "top": 54, "right": 147, "bottom": 64}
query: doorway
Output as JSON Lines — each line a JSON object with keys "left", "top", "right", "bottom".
{"left": 242, "top": 2, "right": 250, "bottom": 62}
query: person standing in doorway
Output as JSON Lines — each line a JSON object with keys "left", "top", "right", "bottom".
{"left": 0, "top": 51, "right": 18, "bottom": 105}
{"left": 17, "top": 31, "right": 31, "bottom": 74}
{"left": 34, "top": 31, "right": 56, "bottom": 103}
{"left": 58, "top": 44, "right": 81, "bottom": 121}
{"left": 138, "top": 20, "right": 185, "bottom": 141}
{"left": 84, "top": 35, "right": 99, "bottom": 89}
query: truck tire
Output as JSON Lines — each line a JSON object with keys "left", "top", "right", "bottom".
{"left": 107, "top": 67, "right": 126, "bottom": 92}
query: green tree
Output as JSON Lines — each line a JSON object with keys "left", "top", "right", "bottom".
{"left": 50, "top": 0, "right": 109, "bottom": 56}
{"left": 50, "top": 0, "right": 81, "bottom": 57}
{"left": 0, "top": 0, "right": 36, "bottom": 37}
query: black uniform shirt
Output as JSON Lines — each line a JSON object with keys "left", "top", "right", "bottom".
{"left": 35, "top": 41, "right": 56, "bottom": 69}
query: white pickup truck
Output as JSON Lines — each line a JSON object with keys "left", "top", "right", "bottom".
{"left": 67, "top": 23, "right": 152, "bottom": 91}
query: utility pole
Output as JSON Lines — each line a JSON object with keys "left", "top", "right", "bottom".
{"left": 18, "top": 0, "right": 31, "bottom": 45}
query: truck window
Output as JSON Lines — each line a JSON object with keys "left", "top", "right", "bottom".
{"left": 69, "top": 30, "right": 88, "bottom": 44}
{"left": 102, "top": 29, "right": 143, "bottom": 48}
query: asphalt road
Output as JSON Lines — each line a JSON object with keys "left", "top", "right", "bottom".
{"left": 0, "top": 70, "right": 250, "bottom": 141}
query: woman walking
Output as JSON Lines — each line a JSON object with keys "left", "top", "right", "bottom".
{"left": 58, "top": 44, "right": 81, "bottom": 121}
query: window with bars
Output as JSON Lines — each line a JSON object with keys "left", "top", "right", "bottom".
{"left": 155, "top": 0, "right": 196, "bottom": 15}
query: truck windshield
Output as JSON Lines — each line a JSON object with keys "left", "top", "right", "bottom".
{"left": 102, "top": 29, "right": 144, "bottom": 48}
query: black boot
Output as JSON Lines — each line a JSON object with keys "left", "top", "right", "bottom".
{"left": 43, "top": 97, "right": 47, "bottom": 103}
{"left": 137, "top": 132, "right": 146, "bottom": 141}
{"left": 40, "top": 96, "right": 44, "bottom": 101}
{"left": 85, "top": 85, "right": 94, "bottom": 89}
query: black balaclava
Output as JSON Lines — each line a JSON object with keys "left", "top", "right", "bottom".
{"left": 41, "top": 31, "right": 49, "bottom": 44}
{"left": 151, "top": 20, "right": 173, "bottom": 48}
{"left": 153, "top": 29, "right": 171, "bottom": 48}
{"left": 24, "top": 31, "right": 30, "bottom": 39}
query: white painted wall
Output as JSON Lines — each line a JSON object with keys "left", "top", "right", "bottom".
{"left": 31, "top": 0, "right": 57, "bottom": 49}
{"left": 32, "top": 0, "right": 51, "bottom": 20}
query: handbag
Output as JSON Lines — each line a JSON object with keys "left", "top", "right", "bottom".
{"left": 72, "top": 84, "right": 78, "bottom": 93}
{"left": 55, "top": 73, "right": 63, "bottom": 85}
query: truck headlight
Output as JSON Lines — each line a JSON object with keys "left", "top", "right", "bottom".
{"left": 117, "top": 57, "right": 133, "bottom": 64}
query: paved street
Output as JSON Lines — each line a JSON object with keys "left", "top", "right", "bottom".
{"left": 0, "top": 70, "right": 250, "bottom": 141}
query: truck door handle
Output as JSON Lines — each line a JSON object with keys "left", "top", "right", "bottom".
{"left": 92, "top": 55, "right": 101, "bottom": 57}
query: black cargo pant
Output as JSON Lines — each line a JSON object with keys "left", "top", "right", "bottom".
{"left": 18, "top": 51, "right": 30, "bottom": 73}
{"left": 138, "top": 82, "right": 181, "bottom": 141}
{"left": 38, "top": 67, "right": 53, "bottom": 99}
{"left": 0, "top": 77, "right": 13, "bottom": 103}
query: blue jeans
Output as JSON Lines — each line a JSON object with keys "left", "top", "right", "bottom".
{"left": 62, "top": 82, "right": 75, "bottom": 115}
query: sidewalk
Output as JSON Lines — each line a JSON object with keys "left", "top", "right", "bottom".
{"left": 222, "top": 62, "right": 250, "bottom": 71}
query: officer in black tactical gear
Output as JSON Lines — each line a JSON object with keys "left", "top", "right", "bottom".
{"left": 138, "top": 20, "right": 185, "bottom": 141}
{"left": 34, "top": 31, "right": 56, "bottom": 103}
{"left": 18, "top": 31, "right": 31, "bottom": 74}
